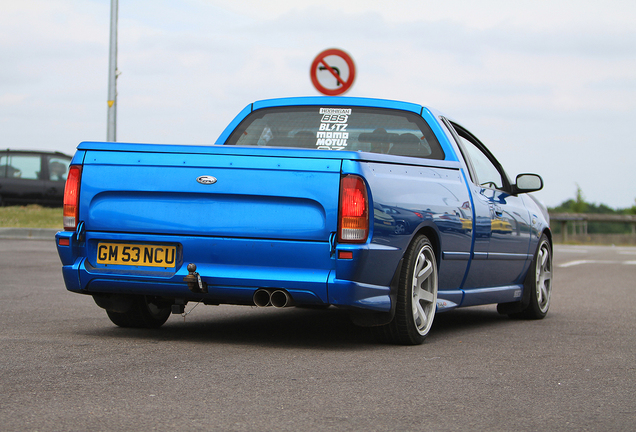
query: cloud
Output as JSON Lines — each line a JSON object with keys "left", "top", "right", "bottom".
{"left": 1, "top": 0, "right": 635, "bottom": 208}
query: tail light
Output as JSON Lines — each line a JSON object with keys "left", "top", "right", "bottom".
{"left": 63, "top": 165, "right": 82, "bottom": 231}
{"left": 338, "top": 175, "right": 369, "bottom": 243}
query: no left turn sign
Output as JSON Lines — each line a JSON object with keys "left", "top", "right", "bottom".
{"left": 310, "top": 49, "right": 356, "bottom": 96}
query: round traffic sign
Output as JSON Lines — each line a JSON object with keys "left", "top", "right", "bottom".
{"left": 310, "top": 49, "right": 356, "bottom": 96}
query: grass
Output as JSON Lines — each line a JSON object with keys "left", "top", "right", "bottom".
{"left": 0, "top": 205, "right": 63, "bottom": 229}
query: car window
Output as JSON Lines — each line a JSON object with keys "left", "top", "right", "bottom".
{"left": 47, "top": 156, "right": 70, "bottom": 181}
{"left": 226, "top": 106, "right": 445, "bottom": 160}
{"left": 457, "top": 135, "right": 504, "bottom": 189}
{"left": 448, "top": 122, "right": 507, "bottom": 190}
{"left": 4, "top": 154, "right": 42, "bottom": 180}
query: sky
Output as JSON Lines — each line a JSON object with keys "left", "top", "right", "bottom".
{"left": 1, "top": 0, "right": 635, "bottom": 209}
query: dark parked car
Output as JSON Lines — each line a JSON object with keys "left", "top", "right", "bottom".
{"left": 0, "top": 149, "right": 72, "bottom": 206}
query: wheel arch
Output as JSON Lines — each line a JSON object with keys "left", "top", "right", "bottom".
{"left": 351, "top": 226, "right": 440, "bottom": 329}
{"left": 412, "top": 225, "right": 441, "bottom": 269}
{"left": 542, "top": 228, "right": 553, "bottom": 250}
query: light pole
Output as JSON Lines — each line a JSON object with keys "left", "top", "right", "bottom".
{"left": 106, "top": 0, "right": 118, "bottom": 141}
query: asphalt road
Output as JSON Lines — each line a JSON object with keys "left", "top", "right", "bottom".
{"left": 1, "top": 239, "right": 634, "bottom": 431}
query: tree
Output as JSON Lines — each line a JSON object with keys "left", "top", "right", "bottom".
{"left": 548, "top": 186, "right": 633, "bottom": 234}
{"left": 571, "top": 184, "right": 588, "bottom": 213}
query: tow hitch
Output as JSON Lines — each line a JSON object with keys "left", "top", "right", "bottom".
{"left": 183, "top": 263, "right": 208, "bottom": 293}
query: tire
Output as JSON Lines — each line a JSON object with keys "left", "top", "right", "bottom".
{"left": 105, "top": 295, "right": 171, "bottom": 328}
{"left": 375, "top": 235, "right": 438, "bottom": 345}
{"left": 500, "top": 234, "right": 552, "bottom": 319}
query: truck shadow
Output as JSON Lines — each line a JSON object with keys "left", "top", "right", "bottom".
{"left": 429, "top": 306, "right": 512, "bottom": 338}
{"left": 83, "top": 305, "right": 515, "bottom": 349}
{"left": 88, "top": 307, "right": 374, "bottom": 349}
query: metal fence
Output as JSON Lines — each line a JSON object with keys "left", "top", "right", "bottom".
{"left": 549, "top": 213, "right": 636, "bottom": 244}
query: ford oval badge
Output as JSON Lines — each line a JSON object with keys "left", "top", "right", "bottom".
{"left": 196, "top": 175, "right": 217, "bottom": 185}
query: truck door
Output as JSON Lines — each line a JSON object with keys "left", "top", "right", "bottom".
{"left": 448, "top": 122, "right": 532, "bottom": 290}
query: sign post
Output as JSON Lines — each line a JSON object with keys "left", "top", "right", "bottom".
{"left": 310, "top": 49, "right": 356, "bottom": 96}
{"left": 106, "top": 0, "right": 118, "bottom": 142}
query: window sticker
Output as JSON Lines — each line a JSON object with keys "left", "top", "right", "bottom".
{"left": 316, "top": 108, "right": 351, "bottom": 150}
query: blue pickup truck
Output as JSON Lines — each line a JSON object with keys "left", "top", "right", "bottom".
{"left": 56, "top": 96, "right": 552, "bottom": 344}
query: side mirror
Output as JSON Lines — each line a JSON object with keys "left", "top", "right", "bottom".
{"left": 515, "top": 173, "right": 543, "bottom": 194}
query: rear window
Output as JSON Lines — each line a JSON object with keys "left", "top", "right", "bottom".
{"left": 225, "top": 106, "right": 445, "bottom": 160}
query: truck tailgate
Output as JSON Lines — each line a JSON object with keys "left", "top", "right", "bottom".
{"left": 79, "top": 148, "right": 342, "bottom": 241}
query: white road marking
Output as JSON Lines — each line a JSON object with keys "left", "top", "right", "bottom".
{"left": 559, "top": 260, "right": 636, "bottom": 268}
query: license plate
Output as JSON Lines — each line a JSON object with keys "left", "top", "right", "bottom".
{"left": 96, "top": 242, "right": 177, "bottom": 268}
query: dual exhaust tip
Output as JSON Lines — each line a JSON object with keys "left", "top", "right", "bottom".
{"left": 253, "top": 288, "right": 293, "bottom": 308}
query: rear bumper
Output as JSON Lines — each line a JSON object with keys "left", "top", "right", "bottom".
{"left": 56, "top": 231, "right": 395, "bottom": 312}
